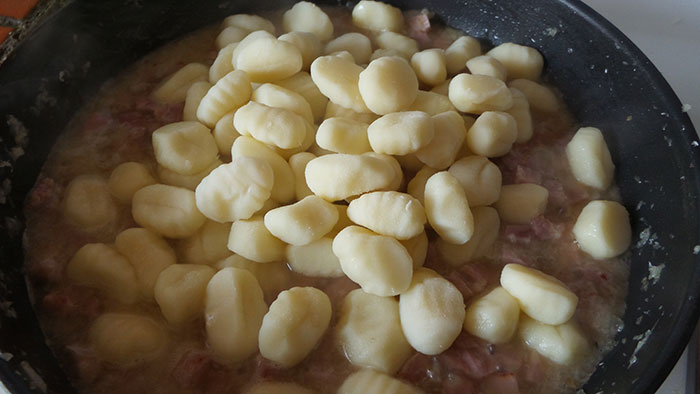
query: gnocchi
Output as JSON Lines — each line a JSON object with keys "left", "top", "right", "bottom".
{"left": 346, "top": 191, "right": 425, "bottom": 240}
{"left": 367, "top": 111, "right": 434, "bottom": 155}
{"left": 89, "top": 313, "right": 166, "bottom": 366}
{"left": 205, "top": 267, "right": 268, "bottom": 362}
{"left": 572, "top": 200, "right": 631, "bottom": 259}
{"left": 258, "top": 287, "right": 331, "bottom": 367}
{"left": 228, "top": 216, "right": 287, "bottom": 263}
{"left": 424, "top": 171, "right": 474, "bottom": 244}
{"left": 66, "top": 243, "right": 139, "bottom": 304}
{"left": 337, "top": 289, "right": 413, "bottom": 374}
{"left": 566, "top": 127, "right": 615, "bottom": 190}
{"left": 132, "top": 184, "right": 206, "bottom": 238}
{"left": 332, "top": 225, "right": 413, "bottom": 296}
{"left": 359, "top": 57, "right": 419, "bottom": 115}
{"left": 264, "top": 195, "right": 338, "bottom": 245}
{"left": 154, "top": 264, "right": 215, "bottom": 326}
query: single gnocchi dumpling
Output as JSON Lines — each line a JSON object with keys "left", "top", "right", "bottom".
{"left": 406, "top": 165, "right": 438, "bottom": 204}
{"left": 324, "top": 101, "right": 379, "bottom": 124}
{"left": 216, "top": 255, "right": 292, "bottom": 301}
{"left": 152, "top": 62, "right": 209, "bottom": 103}
{"left": 316, "top": 117, "right": 372, "bottom": 154}
{"left": 359, "top": 57, "right": 419, "bottom": 115}
{"left": 325, "top": 33, "right": 372, "bottom": 65}
{"left": 151, "top": 121, "right": 218, "bottom": 175}
{"left": 228, "top": 216, "right": 287, "bottom": 263}
{"left": 157, "top": 159, "right": 222, "bottom": 191}
{"left": 278, "top": 32, "right": 322, "bottom": 71}
{"left": 508, "top": 79, "right": 560, "bottom": 113}
{"left": 252, "top": 83, "right": 314, "bottom": 125}
{"left": 209, "top": 44, "right": 237, "bottom": 83}
{"left": 196, "top": 70, "right": 252, "bottom": 127}
{"left": 89, "top": 313, "right": 166, "bottom": 366}
{"left": 183, "top": 81, "right": 212, "bottom": 121}
{"left": 154, "top": 264, "right": 215, "bottom": 327}
{"left": 405, "top": 90, "right": 457, "bottom": 116}
{"left": 436, "top": 206, "right": 500, "bottom": 267}
{"left": 215, "top": 26, "right": 247, "bottom": 50}
{"left": 235, "top": 36, "right": 303, "bottom": 83}
{"left": 500, "top": 263, "right": 578, "bottom": 325}
{"left": 424, "top": 171, "right": 474, "bottom": 245}
{"left": 466, "top": 55, "right": 507, "bottom": 81}
{"left": 310, "top": 55, "right": 369, "bottom": 113}
{"left": 374, "top": 32, "right": 419, "bottom": 59}
{"left": 447, "top": 155, "right": 502, "bottom": 207}
{"left": 234, "top": 101, "right": 309, "bottom": 150}
{"left": 223, "top": 14, "right": 275, "bottom": 34}
{"left": 465, "top": 111, "right": 518, "bottom": 158}
{"left": 364, "top": 152, "right": 403, "bottom": 192}
{"left": 519, "top": 315, "right": 589, "bottom": 365}
{"left": 566, "top": 127, "right": 615, "bottom": 190}
{"left": 231, "top": 30, "right": 276, "bottom": 66}
{"left": 399, "top": 268, "right": 465, "bottom": 355}
{"left": 507, "top": 87, "right": 533, "bottom": 143}
{"left": 194, "top": 157, "right": 274, "bottom": 223}
{"left": 351, "top": 0, "right": 404, "bottom": 32}
{"left": 288, "top": 152, "right": 316, "bottom": 200}
{"left": 258, "top": 287, "right": 331, "bottom": 367}
{"left": 337, "top": 289, "right": 413, "bottom": 374}
{"left": 400, "top": 231, "right": 428, "bottom": 269}
{"left": 63, "top": 175, "right": 118, "bottom": 228}
{"left": 337, "top": 369, "right": 422, "bottom": 394}
{"left": 493, "top": 183, "right": 549, "bottom": 224}
{"left": 411, "top": 49, "right": 447, "bottom": 87}
{"left": 282, "top": 1, "right": 333, "bottom": 41}
{"left": 277, "top": 71, "right": 329, "bottom": 123}
{"left": 304, "top": 153, "right": 396, "bottom": 201}
{"left": 448, "top": 74, "right": 513, "bottom": 114}
{"left": 346, "top": 191, "right": 426, "bottom": 240}
{"left": 487, "top": 42, "right": 544, "bottom": 81}
{"left": 133, "top": 184, "right": 206, "bottom": 238}
{"left": 464, "top": 286, "right": 520, "bottom": 344}
{"left": 367, "top": 111, "right": 434, "bottom": 155}
{"left": 286, "top": 237, "right": 344, "bottom": 278}
{"left": 205, "top": 267, "right": 268, "bottom": 363}
{"left": 572, "top": 200, "right": 631, "bottom": 259}
{"left": 415, "top": 111, "right": 467, "bottom": 170}
{"left": 212, "top": 111, "right": 240, "bottom": 155}
{"left": 332, "top": 226, "right": 413, "bottom": 296}
{"left": 178, "top": 220, "right": 232, "bottom": 265}
{"left": 114, "top": 227, "right": 176, "bottom": 300}
{"left": 108, "top": 162, "right": 157, "bottom": 204}
{"left": 264, "top": 195, "right": 339, "bottom": 245}
{"left": 66, "top": 243, "right": 139, "bottom": 304}
{"left": 444, "top": 36, "right": 481, "bottom": 76}
{"left": 244, "top": 382, "right": 315, "bottom": 394}
{"left": 231, "top": 136, "right": 296, "bottom": 204}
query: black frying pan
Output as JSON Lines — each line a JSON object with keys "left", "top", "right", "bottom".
{"left": 1, "top": 1, "right": 699, "bottom": 393}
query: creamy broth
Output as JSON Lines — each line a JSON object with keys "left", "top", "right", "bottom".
{"left": 24, "top": 3, "right": 629, "bottom": 394}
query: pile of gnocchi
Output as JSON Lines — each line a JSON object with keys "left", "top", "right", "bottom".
{"left": 55, "top": 1, "right": 633, "bottom": 392}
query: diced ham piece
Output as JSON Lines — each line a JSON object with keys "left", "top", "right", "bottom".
{"left": 514, "top": 165, "right": 542, "bottom": 184}
{"left": 530, "top": 215, "right": 564, "bottom": 240}
{"left": 504, "top": 225, "right": 533, "bottom": 244}
{"left": 481, "top": 372, "right": 520, "bottom": 394}
{"left": 27, "top": 177, "right": 62, "bottom": 210}
{"left": 399, "top": 353, "right": 440, "bottom": 388}
{"left": 440, "top": 334, "right": 499, "bottom": 380}
{"left": 42, "top": 286, "right": 101, "bottom": 319}
{"left": 27, "top": 257, "right": 63, "bottom": 284}
{"left": 405, "top": 11, "right": 432, "bottom": 47}
{"left": 444, "top": 263, "right": 490, "bottom": 301}
{"left": 172, "top": 351, "right": 214, "bottom": 389}
{"left": 500, "top": 246, "right": 528, "bottom": 265}
{"left": 442, "top": 372, "right": 477, "bottom": 394}
{"left": 65, "top": 344, "right": 101, "bottom": 383}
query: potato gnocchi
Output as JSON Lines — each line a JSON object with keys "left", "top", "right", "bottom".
{"left": 24, "top": 3, "right": 633, "bottom": 394}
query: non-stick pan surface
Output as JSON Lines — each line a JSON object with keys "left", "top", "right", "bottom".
{"left": 0, "top": 1, "right": 698, "bottom": 393}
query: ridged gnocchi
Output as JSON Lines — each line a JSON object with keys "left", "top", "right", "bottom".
{"left": 264, "top": 195, "right": 338, "bottom": 245}
{"left": 258, "top": 287, "right": 331, "bottom": 367}
{"left": 346, "top": 191, "right": 425, "bottom": 240}
{"left": 66, "top": 243, "right": 139, "bottom": 304}
{"left": 154, "top": 264, "right": 215, "bottom": 327}
{"left": 337, "top": 289, "right": 413, "bottom": 374}
{"left": 205, "top": 267, "right": 268, "bottom": 362}
{"left": 228, "top": 216, "right": 287, "bottom": 263}
{"left": 132, "top": 184, "right": 206, "bottom": 238}
{"left": 89, "top": 313, "right": 166, "bottom": 366}
{"left": 332, "top": 226, "right": 413, "bottom": 296}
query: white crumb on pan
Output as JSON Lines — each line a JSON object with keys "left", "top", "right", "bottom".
{"left": 681, "top": 103, "right": 691, "bottom": 112}
{"left": 693, "top": 245, "right": 700, "bottom": 255}
{"left": 628, "top": 327, "right": 654, "bottom": 368}
{"left": 0, "top": 351, "right": 13, "bottom": 362}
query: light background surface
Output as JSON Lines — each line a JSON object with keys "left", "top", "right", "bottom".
{"left": 1, "top": 0, "right": 698, "bottom": 393}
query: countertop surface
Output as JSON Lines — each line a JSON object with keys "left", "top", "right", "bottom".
{"left": 1, "top": 1, "right": 699, "bottom": 394}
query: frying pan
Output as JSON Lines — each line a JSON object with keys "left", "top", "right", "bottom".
{"left": 0, "top": 0, "right": 698, "bottom": 393}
